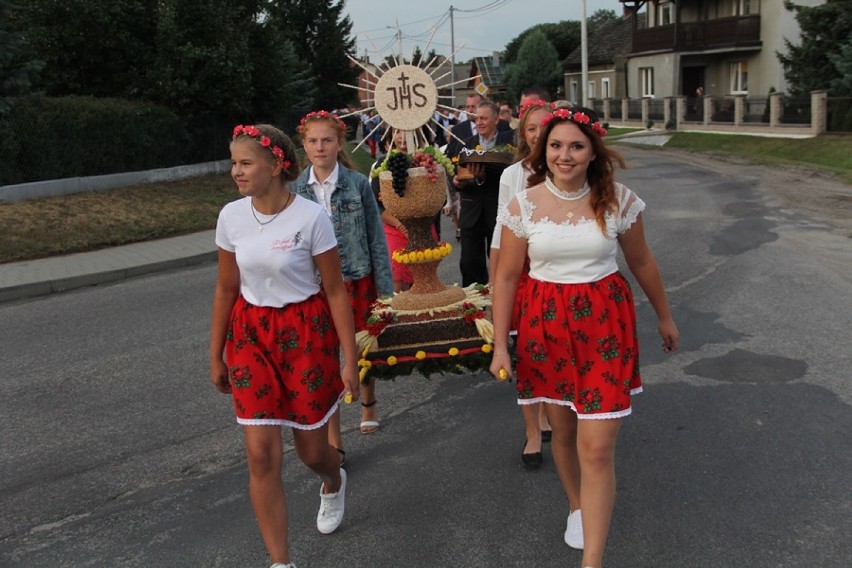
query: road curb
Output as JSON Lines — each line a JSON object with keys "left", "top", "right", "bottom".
{"left": 0, "top": 251, "right": 217, "bottom": 304}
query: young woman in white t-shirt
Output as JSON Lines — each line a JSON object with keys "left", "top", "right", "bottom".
{"left": 210, "top": 124, "right": 359, "bottom": 568}
{"left": 490, "top": 108, "right": 679, "bottom": 568}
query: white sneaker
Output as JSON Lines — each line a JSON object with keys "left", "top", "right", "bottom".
{"left": 316, "top": 468, "right": 347, "bottom": 534}
{"left": 564, "top": 508, "right": 584, "bottom": 549}
{"left": 270, "top": 564, "right": 296, "bottom": 568}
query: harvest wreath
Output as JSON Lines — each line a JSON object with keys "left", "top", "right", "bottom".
{"left": 354, "top": 284, "right": 495, "bottom": 381}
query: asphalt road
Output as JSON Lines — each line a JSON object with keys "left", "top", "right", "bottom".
{"left": 1, "top": 146, "right": 850, "bottom": 567}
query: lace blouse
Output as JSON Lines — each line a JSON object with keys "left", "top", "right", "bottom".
{"left": 496, "top": 181, "right": 645, "bottom": 284}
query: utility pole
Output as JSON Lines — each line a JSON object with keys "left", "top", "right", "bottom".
{"left": 450, "top": 5, "right": 456, "bottom": 107}
{"left": 396, "top": 19, "right": 403, "bottom": 60}
{"left": 581, "top": 0, "right": 589, "bottom": 107}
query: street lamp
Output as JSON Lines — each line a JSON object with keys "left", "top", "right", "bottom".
{"left": 386, "top": 24, "right": 403, "bottom": 60}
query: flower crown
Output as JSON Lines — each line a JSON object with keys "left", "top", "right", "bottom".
{"left": 541, "top": 108, "right": 607, "bottom": 137}
{"left": 518, "top": 99, "right": 553, "bottom": 120}
{"left": 232, "top": 125, "right": 292, "bottom": 171}
{"left": 297, "top": 110, "right": 347, "bottom": 134}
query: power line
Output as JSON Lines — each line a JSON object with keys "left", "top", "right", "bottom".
{"left": 353, "top": 12, "right": 448, "bottom": 35}
{"left": 455, "top": 0, "right": 512, "bottom": 12}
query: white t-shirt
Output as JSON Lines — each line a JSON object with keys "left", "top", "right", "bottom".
{"left": 497, "top": 181, "right": 645, "bottom": 284}
{"left": 215, "top": 195, "right": 338, "bottom": 307}
{"left": 491, "top": 161, "right": 531, "bottom": 249}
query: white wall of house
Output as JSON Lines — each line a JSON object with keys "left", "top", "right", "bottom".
{"left": 625, "top": 0, "right": 826, "bottom": 99}
{"left": 563, "top": 67, "right": 622, "bottom": 104}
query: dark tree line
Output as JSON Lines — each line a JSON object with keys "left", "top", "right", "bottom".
{"left": 1, "top": 0, "right": 359, "bottom": 124}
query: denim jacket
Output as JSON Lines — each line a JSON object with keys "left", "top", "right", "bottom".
{"left": 293, "top": 163, "right": 393, "bottom": 297}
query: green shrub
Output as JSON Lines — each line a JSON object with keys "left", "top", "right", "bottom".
{"left": 0, "top": 96, "right": 194, "bottom": 184}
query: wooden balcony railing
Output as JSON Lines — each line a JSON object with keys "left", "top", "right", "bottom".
{"left": 632, "top": 15, "right": 761, "bottom": 53}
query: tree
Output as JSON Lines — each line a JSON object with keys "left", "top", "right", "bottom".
{"left": 270, "top": 0, "right": 360, "bottom": 110}
{"left": 248, "top": 28, "right": 317, "bottom": 127}
{"left": 412, "top": 47, "right": 438, "bottom": 66}
{"left": 828, "top": 40, "right": 852, "bottom": 96}
{"left": 13, "top": 0, "right": 157, "bottom": 97}
{"left": 145, "top": 0, "right": 259, "bottom": 119}
{"left": 778, "top": 0, "right": 852, "bottom": 97}
{"left": 0, "top": 0, "right": 43, "bottom": 115}
{"left": 587, "top": 9, "right": 619, "bottom": 32}
{"left": 384, "top": 46, "right": 438, "bottom": 67}
{"left": 505, "top": 30, "right": 562, "bottom": 102}
{"left": 503, "top": 11, "right": 618, "bottom": 65}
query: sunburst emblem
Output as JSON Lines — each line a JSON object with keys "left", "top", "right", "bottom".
{"left": 338, "top": 28, "right": 479, "bottom": 152}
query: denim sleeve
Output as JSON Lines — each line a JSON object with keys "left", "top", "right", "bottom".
{"left": 357, "top": 174, "right": 394, "bottom": 297}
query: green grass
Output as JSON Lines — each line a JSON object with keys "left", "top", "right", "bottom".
{"left": 605, "top": 127, "right": 644, "bottom": 137}
{"left": 661, "top": 132, "right": 852, "bottom": 183}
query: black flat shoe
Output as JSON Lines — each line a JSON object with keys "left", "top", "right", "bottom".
{"left": 521, "top": 439, "right": 543, "bottom": 470}
{"left": 541, "top": 430, "right": 552, "bottom": 443}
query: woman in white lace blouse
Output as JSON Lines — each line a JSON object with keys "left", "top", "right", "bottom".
{"left": 489, "top": 107, "right": 679, "bottom": 568}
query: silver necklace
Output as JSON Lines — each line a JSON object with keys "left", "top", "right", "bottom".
{"left": 544, "top": 176, "right": 591, "bottom": 201}
{"left": 251, "top": 193, "right": 292, "bottom": 232}
{"left": 544, "top": 176, "right": 590, "bottom": 220}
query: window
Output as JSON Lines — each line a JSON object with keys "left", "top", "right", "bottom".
{"left": 640, "top": 67, "right": 654, "bottom": 97}
{"left": 570, "top": 80, "right": 579, "bottom": 105}
{"left": 658, "top": 2, "right": 672, "bottom": 26}
{"left": 602, "top": 78, "right": 611, "bottom": 99}
{"left": 730, "top": 61, "right": 748, "bottom": 93}
{"left": 588, "top": 81, "right": 596, "bottom": 100}
{"left": 735, "top": 0, "right": 753, "bottom": 16}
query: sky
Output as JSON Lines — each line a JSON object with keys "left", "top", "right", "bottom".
{"left": 345, "top": 0, "right": 625, "bottom": 62}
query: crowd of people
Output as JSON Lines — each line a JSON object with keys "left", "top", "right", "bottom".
{"left": 209, "top": 88, "right": 679, "bottom": 568}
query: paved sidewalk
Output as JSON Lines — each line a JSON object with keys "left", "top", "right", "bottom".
{"left": 0, "top": 230, "right": 217, "bottom": 303}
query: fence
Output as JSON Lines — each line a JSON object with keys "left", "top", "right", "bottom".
{"left": 591, "top": 90, "right": 844, "bottom": 137}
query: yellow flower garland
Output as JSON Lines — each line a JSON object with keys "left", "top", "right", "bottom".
{"left": 391, "top": 243, "right": 453, "bottom": 265}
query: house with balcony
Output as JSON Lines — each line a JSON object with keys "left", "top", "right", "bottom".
{"left": 617, "top": 0, "right": 825, "bottom": 104}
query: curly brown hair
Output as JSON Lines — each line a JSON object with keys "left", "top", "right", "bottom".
{"left": 525, "top": 107, "right": 625, "bottom": 234}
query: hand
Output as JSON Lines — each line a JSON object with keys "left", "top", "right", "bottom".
{"left": 468, "top": 163, "right": 485, "bottom": 181}
{"left": 210, "top": 359, "right": 232, "bottom": 394}
{"left": 341, "top": 362, "right": 360, "bottom": 402}
{"left": 396, "top": 223, "right": 407, "bottom": 236}
{"left": 658, "top": 317, "right": 680, "bottom": 353}
{"left": 489, "top": 349, "right": 513, "bottom": 382}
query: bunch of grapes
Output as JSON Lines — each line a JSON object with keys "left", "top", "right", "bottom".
{"left": 387, "top": 151, "right": 411, "bottom": 196}
{"left": 412, "top": 151, "right": 439, "bottom": 183}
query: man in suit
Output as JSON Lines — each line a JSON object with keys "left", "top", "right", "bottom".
{"left": 446, "top": 93, "right": 511, "bottom": 157}
{"left": 449, "top": 100, "right": 515, "bottom": 286}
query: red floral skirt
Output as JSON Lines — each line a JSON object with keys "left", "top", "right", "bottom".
{"left": 344, "top": 275, "right": 378, "bottom": 332}
{"left": 225, "top": 294, "right": 343, "bottom": 429}
{"left": 514, "top": 272, "right": 642, "bottom": 419}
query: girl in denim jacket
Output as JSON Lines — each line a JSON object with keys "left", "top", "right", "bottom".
{"left": 294, "top": 111, "right": 393, "bottom": 453}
